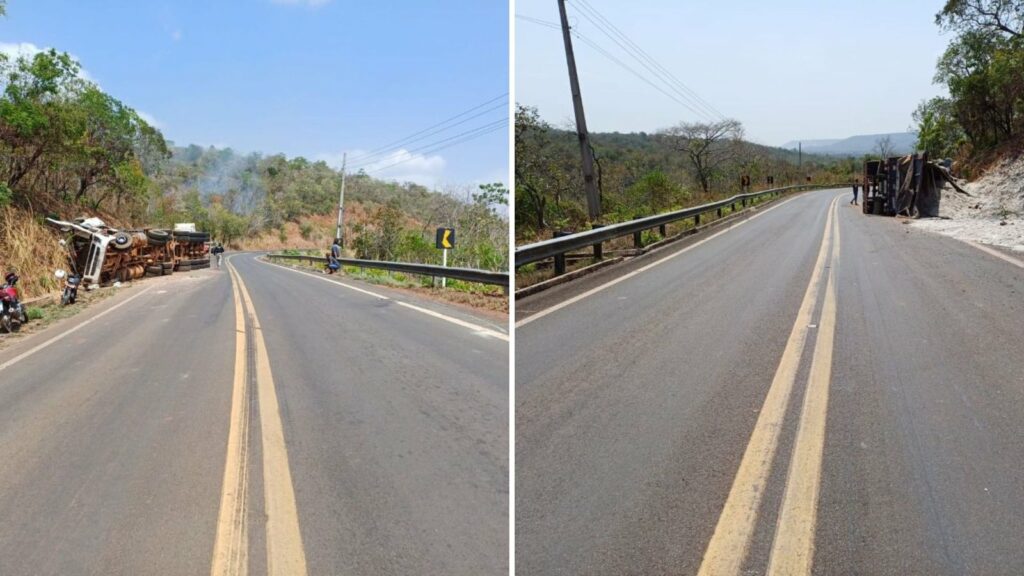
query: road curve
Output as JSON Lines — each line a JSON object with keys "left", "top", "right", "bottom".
{"left": 515, "top": 188, "right": 1024, "bottom": 575}
{"left": 0, "top": 252, "right": 508, "bottom": 575}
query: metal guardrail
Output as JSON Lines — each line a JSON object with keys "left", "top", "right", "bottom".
{"left": 515, "top": 184, "right": 838, "bottom": 271}
{"left": 266, "top": 253, "right": 510, "bottom": 290}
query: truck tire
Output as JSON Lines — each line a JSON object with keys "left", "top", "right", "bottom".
{"left": 146, "top": 229, "right": 171, "bottom": 244}
{"left": 145, "top": 265, "right": 162, "bottom": 277}
{"left": 112, "top": 231, "right": 133, "bottom": 251}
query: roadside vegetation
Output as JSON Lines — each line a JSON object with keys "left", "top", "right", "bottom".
{"left": 913, "top": 0, "right": 1024, "bottom": 175}
{"left": 514, "top": 105, "right": 855, "bottom": 243}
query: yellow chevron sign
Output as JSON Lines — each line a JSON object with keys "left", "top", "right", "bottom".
{"left": 435, "top": 227, "right": 455, "bottom": 249}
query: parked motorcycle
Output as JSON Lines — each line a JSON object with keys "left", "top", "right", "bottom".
{"left": 56, "top": 239, "right": 82, "bottom": 306}
{"left": 0, "top": 271, "right": 28, "bottom": 333}
{"left": 55, "top": 269, "right": 81, "bottom": 305}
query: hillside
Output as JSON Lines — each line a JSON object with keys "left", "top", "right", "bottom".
{"left": 781, "top": 132, "right": 918, "bottom": 156}
{"left": 515, "top": 105, "right": 857, "bottom": 241}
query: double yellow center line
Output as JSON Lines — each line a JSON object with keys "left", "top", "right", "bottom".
{"left": 698, "top": 195, "right": 842, "bottom": 576}
{"left": 211, "top": 260, "right": 308, "bottom": 576}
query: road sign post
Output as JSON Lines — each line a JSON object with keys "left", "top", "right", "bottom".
{"left": 441, "top": 247, "right": 448, "bottom": 288}
{"left": 435, "top": 227, "right": 455, "bottom": 289}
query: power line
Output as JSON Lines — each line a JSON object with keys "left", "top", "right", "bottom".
{"left": 570, "top": 0, "right": 727, "bottom": 121}
{"left": 515, "top": 14, "right": 560, "bottom": 29}
{"left": 517, "top": 13, "right": 716, "bottom": 121}
{"left": 517, "top": 7, "right": 727, "bottom": 123}
{"left": 571, "top": 33, "right": 715, "bottom": 121}
{"left": 363, "top": 119, "right": 508, "bottom": 175}
{"left": 351, "top": 117, "right": 508, "bottom": 171}
{"left": 568, "top": 1, "right": 720, "bottom": 121}
{"left": 571, "top": 0, "right": 725, "bottom": 119}
{"left": 346, "top": 100, "right": 507, "bottom": 166}
{"left": 346, "top": 93, "right": 508, "bottom": 164}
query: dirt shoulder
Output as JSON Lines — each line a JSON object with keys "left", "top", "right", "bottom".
{"left": 911, "top": 155, "right": 1024, "bottom": 252}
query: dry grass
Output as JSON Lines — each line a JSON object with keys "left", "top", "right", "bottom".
{"left": 235, "top": 201, "right": 427, "bottom": 253}
{"left": 0, "top": 207, "right": 68, "bottom": 299}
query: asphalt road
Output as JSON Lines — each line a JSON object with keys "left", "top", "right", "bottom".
{"left": 0, "top": 253, "right": 508, "bottom": 575}
{"left": 515, "top": 188, "right": 1024, "bottom": 575}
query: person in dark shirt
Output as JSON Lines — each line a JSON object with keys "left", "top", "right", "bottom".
{"left": 327, "top": 238, "right": 341, "bottom": 274}
{"left": 212, "top": 243, "right": 225, "bottom": 268}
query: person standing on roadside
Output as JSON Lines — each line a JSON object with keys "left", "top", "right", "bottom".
{"left": 851, "top": 181, "right": 860, "bottom": 205}
{"left": 212, "top": 242, "right": 225, "bottom": 268}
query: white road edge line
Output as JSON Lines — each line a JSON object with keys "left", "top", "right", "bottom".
{"left": 965, "top": 240, "right": 1024, "bottom": 270}
{"left": 0, "top": 284, "right": 154, "bottom": 373}
{"left": 257, "top": 256, "right": 509, "bottom": 341}
{"left": 517, "top": 192, "right": 812, "bottom": 328}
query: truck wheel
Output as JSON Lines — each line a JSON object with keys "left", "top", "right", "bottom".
{"left": 146, "top": 229, "right": 170, "bottom": 244}
{"left": 112, "top": 232, "right": 133, "bottom": 251}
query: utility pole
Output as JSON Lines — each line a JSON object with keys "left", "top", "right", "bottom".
{"left": 335, "top": 153, "right": 347, "bottom": 246}
{"left": 558, "top": 0, "right": 601, "bottom": 222}
{"left": 798, "top": 142, "right": 802, "bottom": 170}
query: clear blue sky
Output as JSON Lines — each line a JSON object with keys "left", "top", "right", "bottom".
{"left": 1, "top": 0, "right": 509, "bottom": 187}
{"left": 516, "top": 0, "right": 952, "bottom": 146}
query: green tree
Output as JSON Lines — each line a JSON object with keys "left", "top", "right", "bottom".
{"left": 936, "top": 0, "right": 1023, "bottom": 39}
{"left": 913, "top": 97, "right": 966, "bottom": 158}
{"left": 928, "top": 2, "right": 1024, "bottom": 159}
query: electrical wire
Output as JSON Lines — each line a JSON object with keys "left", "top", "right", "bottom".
{"left": 363, "top": 119, "right": 508, "bottom": 175}
{"left": 351, "top": 117, "right": 508, "bottom": 171}
{"left": 346, "top": 92, "right": 508, "bottom": 164}
{"left": 517, "top": 13, "right": 716, "bottom": 121}
{"left": 570, "top": 0, "right": 727, "bottom": 120}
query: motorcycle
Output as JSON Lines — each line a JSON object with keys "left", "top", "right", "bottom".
{"left": 0, "top": 272, "right": 28, "bottom": 333}
{"left": 55, "top": 239, "right": 82, "bottom": 306}
{"left": 55, "top": 269, "right": 81, "bottom": 305}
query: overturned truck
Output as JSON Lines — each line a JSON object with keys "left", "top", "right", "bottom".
{"left": 862, "top": 152, "right": 968, "bottom": 217}
{"left": 45, "top": 217, "right": 211, "bottom": 287}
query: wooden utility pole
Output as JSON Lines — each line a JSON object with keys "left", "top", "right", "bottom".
{"left": 557, "top": 0, "right": 601, "bottom": 221}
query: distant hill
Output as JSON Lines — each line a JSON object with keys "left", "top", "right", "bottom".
{"left": 781, "top": 132, "right": 917, "bottom": 156}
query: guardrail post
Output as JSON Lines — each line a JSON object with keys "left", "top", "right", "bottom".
{"left": 694, "top": 213, "right": 701, "bottom": 227}
{"left": 742, "top": 198, "right": 747, "bottom": 208}
{"left": 659, "top": 224, "right": 667, "bottom": 238}
{"left": 591, "top": 223, "right": 604, "bottom": 260}
{"left": 717, "top": 207, "right": 723, "bottom": 219}
{"left": 553, "top": 230, "right": 570, "bottom": 276}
